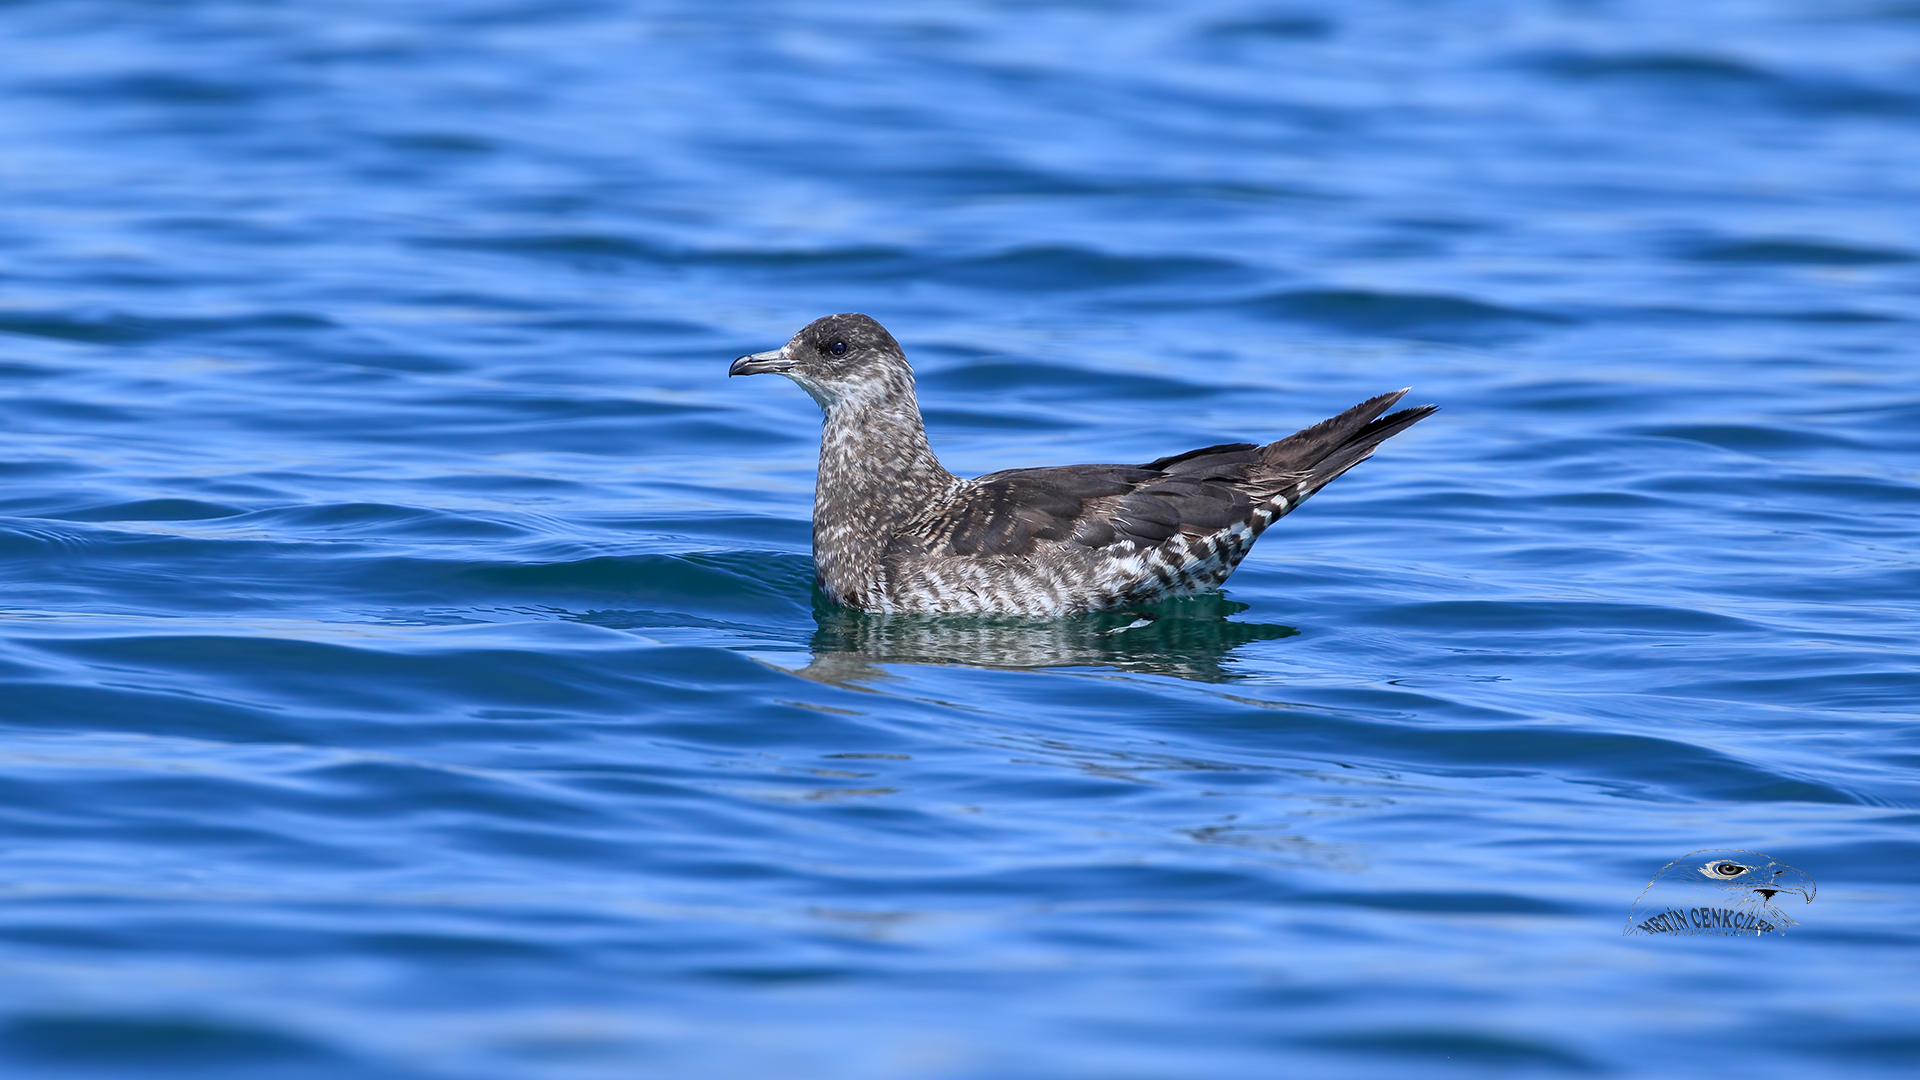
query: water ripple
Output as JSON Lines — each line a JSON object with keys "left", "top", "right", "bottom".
{"left": 0, "top": 1, "right": 1916, "bottom": 1077}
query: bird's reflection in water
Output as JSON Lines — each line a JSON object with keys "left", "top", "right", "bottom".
{"left": 799, "top": 593, "right": 1297, "bottom": 686}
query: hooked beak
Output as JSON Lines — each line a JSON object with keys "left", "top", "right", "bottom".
{"left": 1763, "top": 869, "right": 1818, "bottom": 904}
{"left": 729, "top": 347, "right": 794, "bottom": 378}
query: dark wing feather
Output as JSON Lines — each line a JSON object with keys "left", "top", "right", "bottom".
{"left": 899, "top": 393, "right": 1435, "bottom": 563}
{"left": 941, "top": 466, "right": 1146, "bottom": 556}
{"left": 916, "top": 461, "right": 1261, "bottom": 558}
{"left": 1140, "top": 442, "right": 1257, "bottom": 471}
{"left": 1111, "top": 488, "right": 1182, "bottom": 544}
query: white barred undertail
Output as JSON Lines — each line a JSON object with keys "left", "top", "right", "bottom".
{"left": 731, "top": 314, "right": 1435, "bottom": 617}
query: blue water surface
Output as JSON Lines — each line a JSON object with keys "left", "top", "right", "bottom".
{"left": 2, "top": 1, "right": 1918, "bottom": 1076}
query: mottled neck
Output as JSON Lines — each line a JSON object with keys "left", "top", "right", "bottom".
{"left": 812, "top": 371, "right": 957, "bottom": 607}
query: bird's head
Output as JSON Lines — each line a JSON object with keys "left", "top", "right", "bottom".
{"left": 729, "top": 313, "right": 913, "bottom": 411}
{"left": 1658, "top": 849, "right": 1817, "bottom": 905}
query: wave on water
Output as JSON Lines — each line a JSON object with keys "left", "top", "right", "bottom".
{"left": 0, "top": 0, "right": 1917, "bottom": 1077}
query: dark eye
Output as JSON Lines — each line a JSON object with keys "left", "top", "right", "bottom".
{"left": 1714, "top": 863, "right": 1746, "bottom": 876}
{"left": 829, "top": 340, "right": 847, "bottom": 356}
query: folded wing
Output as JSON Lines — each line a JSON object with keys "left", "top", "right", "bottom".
{"left": 896, "top": 389, "right": 1434, "bottom": 567}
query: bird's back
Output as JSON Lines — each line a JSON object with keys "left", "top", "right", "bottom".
{"left": 875, "top": 390, "right": 1434, "bottom": 615}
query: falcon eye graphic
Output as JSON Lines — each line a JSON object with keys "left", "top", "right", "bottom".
{"left": 1625, "top": 849, "right": 1816, "bottom": 937}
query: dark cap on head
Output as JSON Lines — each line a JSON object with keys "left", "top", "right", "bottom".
{"left": 729, "top": 313, "right": 909, "bottom": 389}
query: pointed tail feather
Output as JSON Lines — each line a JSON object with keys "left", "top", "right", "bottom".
{"left": 1291, "top": 403, "right": 1437, "bottom": 499}
{"left": 1258, "top": 390, "right": 1435, "bottom": 509}
{"left": 1260, "top": 389, "right": 1409, "bottom": 471}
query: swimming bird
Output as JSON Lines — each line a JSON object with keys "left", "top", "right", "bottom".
{"left": 731, "top": 313, "right": 1434, "bottom": 616}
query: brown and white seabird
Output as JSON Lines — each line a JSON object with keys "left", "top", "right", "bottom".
{"left": 731, "top": 313, "right": 1434, "bottom": 616}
